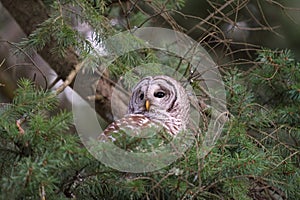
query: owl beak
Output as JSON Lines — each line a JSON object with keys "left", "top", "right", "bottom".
{"left": 145, "top": 100, "right": 150, "bottom": 111}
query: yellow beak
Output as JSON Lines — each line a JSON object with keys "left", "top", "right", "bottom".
{"left": 145, "top": 100, "right": 150, "bottom": 111}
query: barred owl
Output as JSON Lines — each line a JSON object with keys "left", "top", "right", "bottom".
{"left": 99, "top": 75, "right": 190, "bottom": 142}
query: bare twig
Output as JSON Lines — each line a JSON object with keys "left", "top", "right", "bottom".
{"left": 0, "top": 40, "right": 48, "bottom": 89}
{"left": 55, "top": 60, "right": 86, "bottom": 95}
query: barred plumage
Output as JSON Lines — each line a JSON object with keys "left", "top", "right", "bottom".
{"left": 99, "top": 75, "right": 190, "bottom": 142}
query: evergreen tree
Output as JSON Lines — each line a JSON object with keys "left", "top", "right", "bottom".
{"left": 0, "top": 0, "right": 299, "bottom": 199}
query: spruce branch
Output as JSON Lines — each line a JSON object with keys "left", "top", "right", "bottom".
{"left": 1, "top": 0, "right": 80, "bottom": 81}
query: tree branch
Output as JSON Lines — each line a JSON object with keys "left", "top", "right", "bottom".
{"left": 1, "top": 0, "right": 79, "bottom": 80}
{"left": 0, "top": 0, "right": 119, "bottom": 123}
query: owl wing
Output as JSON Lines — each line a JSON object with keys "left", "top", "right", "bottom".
{"left": 98, "top": 114, "right": 159, "bottom": 142}
{"left": 98, "top": 114, "right": 173, "bottom": 152}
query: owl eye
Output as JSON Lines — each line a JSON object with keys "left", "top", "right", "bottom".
{"left": 139, "top": 93, "right": 144, "bottom": 100}
{"left": 154, "top": 91, "right": 165, "bottom": 98}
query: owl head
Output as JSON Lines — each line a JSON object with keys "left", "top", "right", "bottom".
{"left": 127, "top": 75, "right": 190, "bottom": 133}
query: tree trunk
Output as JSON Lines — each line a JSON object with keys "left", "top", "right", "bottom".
{"left": 0, "top": 0, "right": 118, "bottom": 123}
{"left": 1, "top": 0, "right": 78, "bottom": 80}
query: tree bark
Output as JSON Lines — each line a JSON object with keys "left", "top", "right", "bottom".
{"left": 0, "top": 0, "right": 118, "bottom": 123}
{"left": 1, "top": 0, "right": 78, "bottom": 80}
